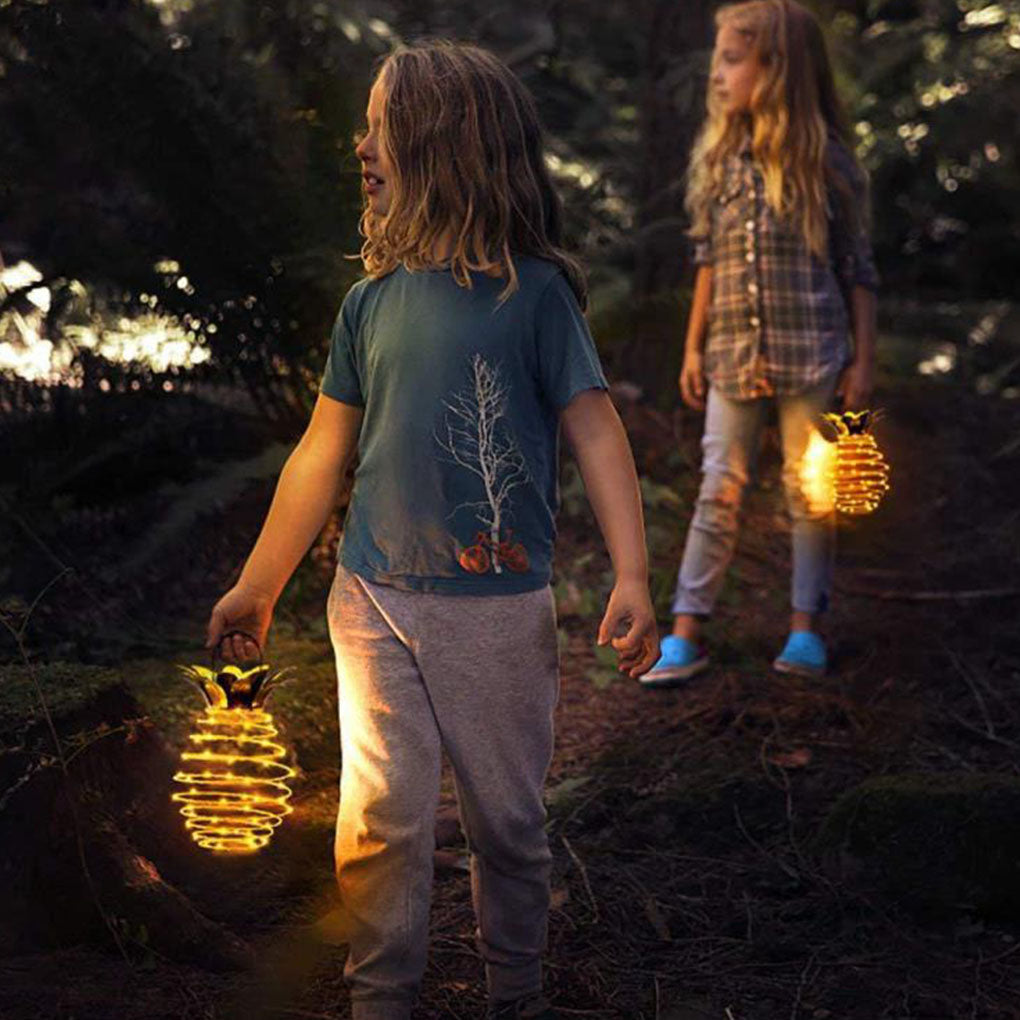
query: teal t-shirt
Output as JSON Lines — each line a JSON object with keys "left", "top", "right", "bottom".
{"left": 319, "top": 256, "right": 608, "bottom": 595}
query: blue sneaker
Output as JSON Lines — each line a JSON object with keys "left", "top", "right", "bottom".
{"left": 640, "top": 635, "right": 709, "bottom": 688}
{"left": 773, "top": 631, "right": 827, "bottom": 678}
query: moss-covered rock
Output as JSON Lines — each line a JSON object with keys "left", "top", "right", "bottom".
{"left": 624, "top": 775, "right": 782, "bottom": 852}
{"left": 0, "top": 662, "right": 126, "bottom": 736}
{"left": 0, "top": 655, "right": 337, "bottom": 965}
{"left": 813, "top": 772, "right": 1020, "bottom": 918}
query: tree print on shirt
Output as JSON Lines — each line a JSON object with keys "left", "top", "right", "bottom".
{"left": 435, "top": 353, "right": 531, "bottom": 574}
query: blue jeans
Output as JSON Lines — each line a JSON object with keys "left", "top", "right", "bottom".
{"left": 671, "top": 375, "right": 838, "bottom": 618}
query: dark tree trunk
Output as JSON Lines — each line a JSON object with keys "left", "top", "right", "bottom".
{"left": 633, "top": 0, "right": 717, "bottom": 298}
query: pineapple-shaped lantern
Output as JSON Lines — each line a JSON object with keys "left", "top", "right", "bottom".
{"left": 172, "top": 632, "right": 296, "bottom": 853}
{"left": 820, "top": 410, "right": 891, "bottom": 515}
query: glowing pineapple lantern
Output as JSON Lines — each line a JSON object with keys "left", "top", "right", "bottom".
{"left": 819, "top": 410, "right": 891, "bottom": 515}
{"left": 172, "top": 633, "right": 296, "bottom": 853}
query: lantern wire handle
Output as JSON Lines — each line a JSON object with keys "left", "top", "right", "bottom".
{"left": 210, "top": 629, "right": 264, "bottom": 669}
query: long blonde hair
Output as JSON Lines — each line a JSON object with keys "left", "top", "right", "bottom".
{"left": 359, "top": 40, "right": 587, "bottom": 308}
{"left": 686, "top": 0, "right": 865, "bottom": 257}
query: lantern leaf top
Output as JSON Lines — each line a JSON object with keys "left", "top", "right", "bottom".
{"left": 178, "top": 663, "right": 294, "bottom": 710}
{"left": 822, "top": 410, "right": 874, "bottom": 437}
{"left": 822, "top": 408, "right": 887, "bottom": 437}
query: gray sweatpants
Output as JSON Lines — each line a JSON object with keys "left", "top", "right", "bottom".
{"left": 326, "top": 564, "right": 560, "bottom": 1020}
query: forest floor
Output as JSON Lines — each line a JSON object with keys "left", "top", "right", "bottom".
{"left": 2, "top": 326, "right": 1020, "bottom": 1019}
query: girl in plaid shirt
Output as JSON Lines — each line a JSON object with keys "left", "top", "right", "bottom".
{"left": 644, "top": 0, "right": 880, "bottom": 685}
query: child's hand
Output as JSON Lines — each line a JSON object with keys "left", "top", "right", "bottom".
{"left": 679, "top": 350, "right": 706, "bottom": 411}
{"left": 836, "top": 358, "right": 874, "bottom": 410}
{"left": 596, "top": 580, "right": 660, "bottom": 679}
{"left": 206, "top": 584, "right": 275, "bottom": 663}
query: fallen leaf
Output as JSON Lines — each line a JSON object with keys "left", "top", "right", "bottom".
{"left": 768, "top": 747, "right": 812, "bottom": 768}
{"left": 643, "top": 895, "right": 671, "bottom": 941}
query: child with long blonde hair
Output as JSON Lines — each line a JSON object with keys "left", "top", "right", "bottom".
{"left": 643, "top": 0, "right": 879, "bottom": 685}
{"left": 206, "top": 40, "right": 657, "bottom": 1020}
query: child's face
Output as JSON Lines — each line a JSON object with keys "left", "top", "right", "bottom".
{"left": 710, "top": 22, "right": 762, "bottom": 116}
{"left": 356, "top": 78, "right": 393, "bottom": 217}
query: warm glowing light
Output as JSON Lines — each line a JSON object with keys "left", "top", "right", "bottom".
{"left": 0, "top": 260, "right": 209, "bottom": 384}
{"left": 800, "top": 428, "right": 837, "bottom": 515}
{"left": 821, "top": 411, "right": 891, "bottom": 515}
{"left": 172, "top": 663, "right": 295, "bottom": 853}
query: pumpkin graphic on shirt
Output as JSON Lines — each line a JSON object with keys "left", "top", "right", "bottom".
{"left": 498, "top": 530, "right": 530, "bottom": 573}
{"left": 458, "top": 529, "right": 530, "bottom": 575}
{"left": 436, "top": 354, "right": 531, "bottom": 575}
{"left": 458, "top": 534, "right": 491, "bottom": 574}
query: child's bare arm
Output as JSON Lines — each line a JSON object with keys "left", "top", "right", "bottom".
{"left": 560, "top": 389, "right": 659, "bottom": 677}
{"left": 679, "top": 265, "right": 713, "bottom": 409}
{"left": 837, "top": 285, "right": 878, "bottom": 410}
{"left": 206, "top": 394, "right": 363, "bottom": 659}
{"left": 685, "top": 265, "right": 713, "bottom": 357}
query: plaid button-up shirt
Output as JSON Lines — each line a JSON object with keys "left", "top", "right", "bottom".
{"left": 692, "top": 135, "right": 880, "bottom": 400}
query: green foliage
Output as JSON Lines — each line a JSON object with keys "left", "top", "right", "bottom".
{"left": 556, "top": 467, "right": 686, "bottom": 624}
{"left": 545, "top": 772, "right": 592, "bottom": 808}
{"left": 648, "top": 563, "right": 679, "bottom": 621}
{"left": 553, "top": 579, "right": 603, "bottom": 621}
{"left": 589, "top": 288, "right": 693, "bottom": 408}
{"left": 109, "top": 916, "right": 158, "bottom": 969}
{"left": 814, "top": 772, "right": 1020, "bottom": 918}
{"left": 273, "top": 553, "right": 333, "bottom": 641}
{"left": 590, "top": 643, "right": 620, "bottom": 689}
{"left": 557, "top": 462, "right": 592, "bottom": 522}
{"left": 372, "top": 1, "right": 708, "bottom": 291}
{"left": 640, "top": 476, "right": 685, "bottom": 513}
{"left": 4, "top": 0, "right": 1018, "bottom": 425}
{"left": 823, "top": 0, "right": 1020, "bottom": 297}
{"left": 640, "top": 474, "right": 686, "bottom": 620}
{"left": 0, "top": 661, "right": 124, "bottom": 735}
{"left": 0, "top": 0, "right": 376, "bottom": 423}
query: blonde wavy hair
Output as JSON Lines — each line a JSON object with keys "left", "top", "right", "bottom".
{"left": 686, "top": 0, "right": 866, "bottom": 258}
{"left": 359, "top": 41, "right": 587, "bottom": 309}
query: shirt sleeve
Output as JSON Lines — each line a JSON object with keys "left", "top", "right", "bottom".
{"left": 534, "top": 272, "right": 609, "bottom": 411}
{"left": 319, "top": 286, "right": 365, "bottom": 406}
{"left": 830, "top": 142, "right": 880, "bottom": 293}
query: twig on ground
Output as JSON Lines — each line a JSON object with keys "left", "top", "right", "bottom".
{"left": 732, "top": 803, "right": 799, "bottom": 882}
{"left": 948, "top": 710, "right": 1020, "bottom": 750}
{"left": 946, "top": 648, "right": 1009, "bottom": 740}
{"left": 790, "top": 950, "right": 819, "bottom": 1020}
{"left": 561, "top": 835, "right": 599, "bottom": 924}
